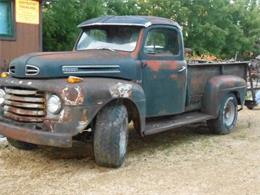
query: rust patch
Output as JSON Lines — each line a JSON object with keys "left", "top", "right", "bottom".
{"left": 118, "top": 51, "right": 131, "bottom": 57}
{"left": 61, "top": 85, "right": 84, "bottom": 105}
{"left": 43, "top": 120, "right": 55, "bottom": 132}
{"left": 131, "top": 29, "right": 144, "bottom": 58}
{"left": 170, "top": 74, "right": 177, "bottom": 79}
{"left": 147, "top": 61, "right": 178, "bottom": 72}
{"left": 4, "top": 111, "right": 44, "bottom": 122}
{"left": 0, "top": 121, "right": 72, "bottom": 147}
{"left": 147, "top": 61, "right": 161, "bottom": 72}
{"left": 165, "top": 61, "right": 178, "bottom": 70}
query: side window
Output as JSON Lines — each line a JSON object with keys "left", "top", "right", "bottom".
{"left": 144, "top": 28, "right": 179, "bottom": 56}
{"left": 0, "top": 0, "right": 14, "bottom": 38}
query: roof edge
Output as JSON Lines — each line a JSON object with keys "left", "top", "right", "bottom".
{"left": 78, "top": 21, "right": 152, "bottom": 28}
{"left": 78, "top": 15, "right": 180, "bottom": 29}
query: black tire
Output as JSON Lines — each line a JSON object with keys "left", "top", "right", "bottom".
{"left": 246, "top": 104, "right": 256, "bottom": 110}
{"left": 93, "top": 103, "right": 128, "bottom": 168}
{"left": 7, "top": 138, "right": 37, "bottom": 150}
{"left": 207, "top": 94, "right": 238, "bottom": 135}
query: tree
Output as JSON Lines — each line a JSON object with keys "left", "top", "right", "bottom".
{"left": 42, "top": 0, "right": 260, "bottom": 59}
{"left": 43, "top": 0, "right": 105, "bottom": 51}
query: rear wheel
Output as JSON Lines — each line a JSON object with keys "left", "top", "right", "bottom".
{"left": 246, "top": 104, "right": 256, "bottom": 110}
{"left": 207, "top": 94, "right": 238, "bottom": 135}
{"left": 7, "top": 138, "right": 37, "bottom": 150}
{"left": 93, "top": 103, "right": 128, "bottom": 168}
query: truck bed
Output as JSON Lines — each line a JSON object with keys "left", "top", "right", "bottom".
{"left": 186, "top": 61, "right": 248, "bottom": 111}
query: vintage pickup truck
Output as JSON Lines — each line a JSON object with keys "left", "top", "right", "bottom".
{"left": 0, "top": 16, "right": 248, "bottom": 167}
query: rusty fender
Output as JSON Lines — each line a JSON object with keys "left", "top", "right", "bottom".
{"left": 201, "top": 75, "right": 246, "bottom": 117}
{"left": 0, "top": 78, "right": 146, "bottom": 146}
{"left": 80, "top": 78, "right": 146, "bottom": 134}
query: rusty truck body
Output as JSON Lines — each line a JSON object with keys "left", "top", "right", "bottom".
{"left": 0, "top": 16, "right": 247, "bottom": 167}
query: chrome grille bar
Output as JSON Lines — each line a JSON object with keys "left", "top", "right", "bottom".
{"left": 3, "top": 87, "right": 46, "bottom": 122}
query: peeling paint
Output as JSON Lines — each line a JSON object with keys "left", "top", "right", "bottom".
{"left": 76, "top": 121, "right": 89, "bottom": 131}
{"left": 61, "top": 85, "right": 84, "bottom": 105}
{"left": 58, "top": 109, "right": 65, "bottom": 123}
{"left": 97, "top": 101, "right": 103, "bottom": 105}
{"left": 76, "top": 109, "right": 89, "bottom": 131}
{"left": 110, "top": 82, "right": 133, "bottom": 98}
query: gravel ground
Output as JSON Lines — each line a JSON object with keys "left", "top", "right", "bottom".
{"left": 0, "top": 108, "right": 259, "bottom": 195}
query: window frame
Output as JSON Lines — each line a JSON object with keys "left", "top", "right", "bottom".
{"left": 0, "top": 0, "right": 15, "bottom": 40}
{"left": 141, "top": 25, "right": 183, "bottom": 61}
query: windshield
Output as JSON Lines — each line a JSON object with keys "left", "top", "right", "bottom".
{"left": 76, "top": 26, "right": 141, "bottom": 52}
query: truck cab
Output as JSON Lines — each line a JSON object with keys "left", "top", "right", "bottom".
{"left": 0, "top": 16, "right": 247, "bottom": 167}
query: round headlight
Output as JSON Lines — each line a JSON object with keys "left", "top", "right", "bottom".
{"left": 0, "top": 89, "right": 6, "bottom": 106}
{"left": 47, "top": 95, "right": 62, "bottom": 114}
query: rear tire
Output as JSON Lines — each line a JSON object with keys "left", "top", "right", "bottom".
{"left": 93, "top": 103, "right": 128, "bottom": 168}
{"left": 7, "top": 138, "right": 37, "bottom": 150}
{"left": 246, "top": 104, "right": 256, "bottom": 110}
{"left": 207, "top": 94, "right": 238, "bottom": 135}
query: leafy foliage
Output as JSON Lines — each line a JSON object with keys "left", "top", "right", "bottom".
{"left": 43, "top": 0, "right": 260, "bottom": 59}
{"left": 43, "top": 0, "right": 105, "bottom": 51}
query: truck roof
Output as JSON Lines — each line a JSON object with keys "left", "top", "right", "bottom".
{"left": 78, "top": 15, "right": 181, "bottom": 29}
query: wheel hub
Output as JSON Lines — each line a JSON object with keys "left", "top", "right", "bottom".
{"left": 223, "top": 98, "right": 236, "bottom": 127}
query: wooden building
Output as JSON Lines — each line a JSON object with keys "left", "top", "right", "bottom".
{"left": 0, "top": 0, "right": 42, "bottom": 71}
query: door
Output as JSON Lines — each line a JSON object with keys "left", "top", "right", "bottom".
{"left": 141, "top": 26, "right": 187, "bottom": 117}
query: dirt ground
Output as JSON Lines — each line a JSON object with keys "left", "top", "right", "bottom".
{"left": 0, "top": 108, "right": 260, "bottom": 195}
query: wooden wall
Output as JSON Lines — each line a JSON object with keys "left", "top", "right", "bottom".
{"left": 0, "top": 0, "right": 41, "bottom": 71}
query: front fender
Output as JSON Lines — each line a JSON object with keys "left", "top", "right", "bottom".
{"left": 202, "top": 75, "right": 246, "bottom": 117}
{"left": 82, "top": 78, "right": 146, "bottom": 133}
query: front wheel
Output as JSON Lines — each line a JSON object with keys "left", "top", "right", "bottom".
{"left": 93, "top": 103, "right": 128, "bottom": 168}
{"left": 207, "top": 94, "right": 238, "bottom": 135}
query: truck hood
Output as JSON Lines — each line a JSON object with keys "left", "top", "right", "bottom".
{"left": 9, "top": 50, "right": 140, "bottom": 80}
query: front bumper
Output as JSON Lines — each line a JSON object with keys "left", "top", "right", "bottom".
{"left": 0, "top": 121, "right": 72, "bottom": 147}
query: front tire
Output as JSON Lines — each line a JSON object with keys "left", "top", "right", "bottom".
{"left": 94, "top": 103, "right": 128, "bottom": 168}
{"left": 7, "top": 138, "right": 37, "bottom": 150}
{"left": 207, "top": 94, "right": 238, "bottom": 134}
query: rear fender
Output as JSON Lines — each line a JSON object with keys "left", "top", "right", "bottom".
{"left": 202, "top": 75, "right": 246, "bottom": 117}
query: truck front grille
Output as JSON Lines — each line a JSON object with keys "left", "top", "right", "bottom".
{"left": 3, "top": 87, "right": 46, "bottom": 122}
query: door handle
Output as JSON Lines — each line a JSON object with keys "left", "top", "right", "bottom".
{"left": 178, "top": 66, "right": 186, "bottom": 72}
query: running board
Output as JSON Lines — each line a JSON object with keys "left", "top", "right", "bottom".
{"left": 144, "top": 112, "right": 214, "bottom": 136}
